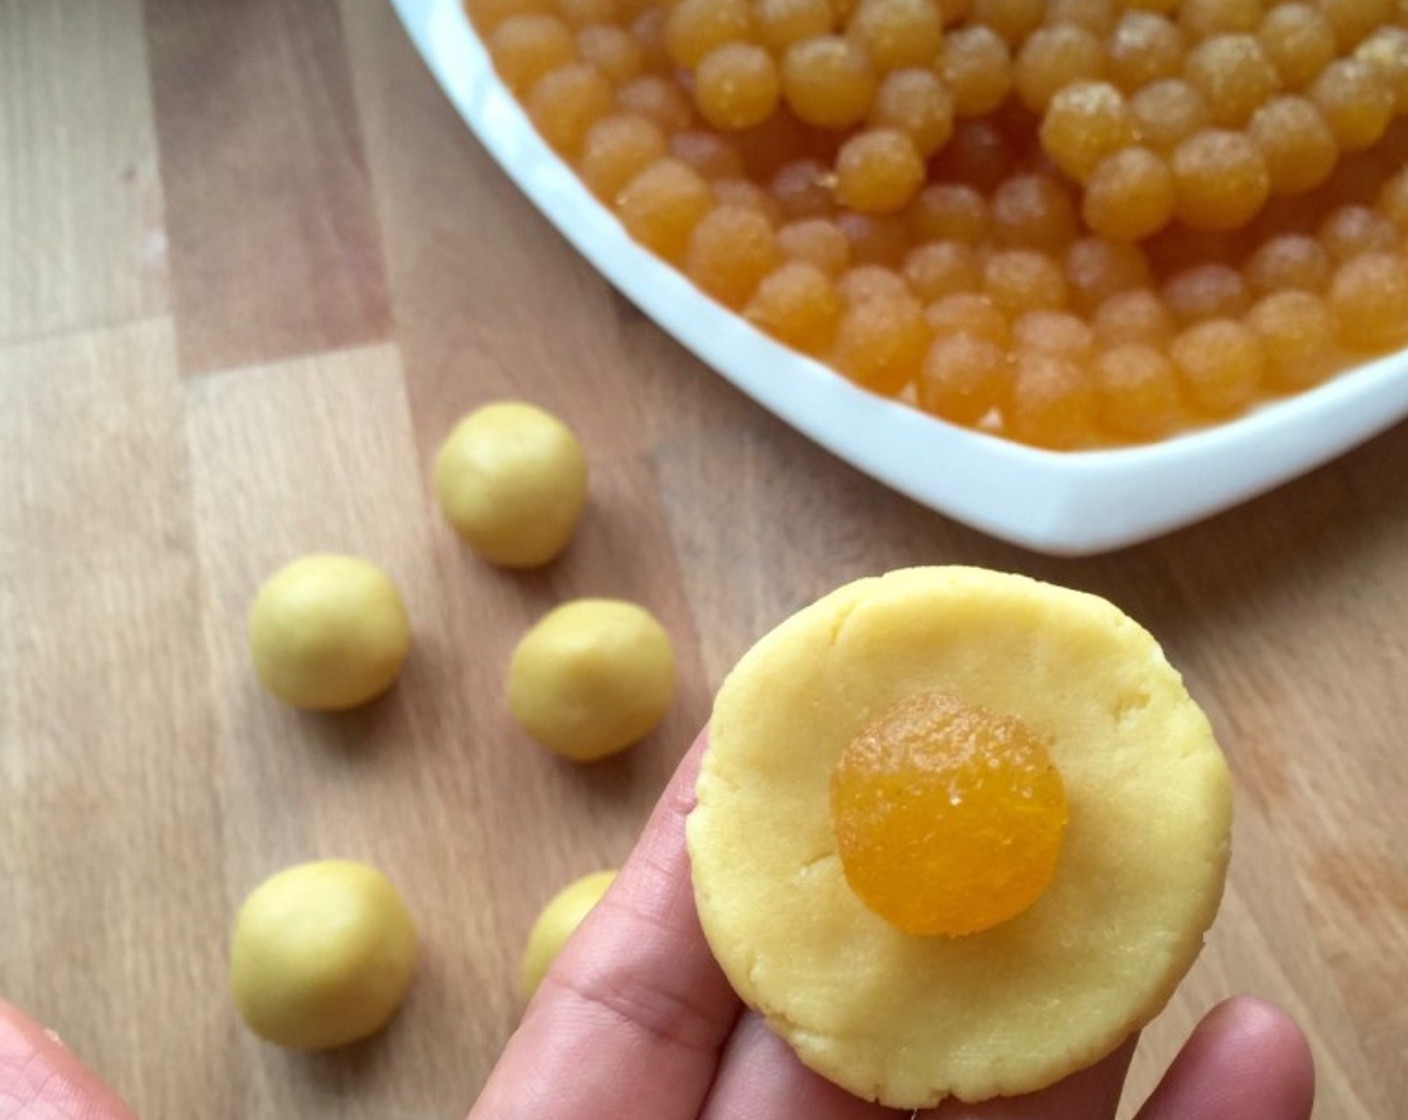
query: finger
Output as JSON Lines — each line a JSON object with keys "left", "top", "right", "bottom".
{"left": 0, "top": 999, "right": 139, "bottom": 1120}
{"left": 469, "top": 732, "right": 743, "bottom": 1120}
{"left": 1134, "top": 997, "right": 1314, "bottom": 1120}
{"left": 698, "top": 1012, "right": 897, "bottom": 1120}
{"left": 924, "top": 1036, "right": 1135, "bottom": 1120}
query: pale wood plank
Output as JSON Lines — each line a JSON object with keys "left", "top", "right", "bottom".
{"left": 0, "top": 318, "right": 224, "bottom": 1116}
{"left": 0, "top": 0, "right": 168, "bottom": 343}
{"left": 144, "top": 0, "right": 392, "bottom": 375}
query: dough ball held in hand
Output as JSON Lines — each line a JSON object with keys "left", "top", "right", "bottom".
{"left": 435, "top": 401, "right": 588, "bottom": 568}
{"left": 229, "top": 860, "right": 419, "bottom": 1050}
{"left": 508, "top": 599, "right": 676, "bottom": 762}
{"left": 248, "top": 555, "right": 411, "bottom": 711}
{"left": 519, "top": 870, "right": 618, "bottom": 999}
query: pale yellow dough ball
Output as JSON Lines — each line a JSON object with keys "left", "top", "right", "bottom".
{"left": 248, "top": 554, "right": 411, "bottom": 711}
{"left": 435, "top": 401, "right": 588, "bottom": 568}
{"left": 508, "top": 599, "right": 676, "bottom": 761}
{"left": 519, "top": 869, "right": 618, "bottom": 998}
{"left": 230, "top": 860, "right": 419, "bottom": 1050}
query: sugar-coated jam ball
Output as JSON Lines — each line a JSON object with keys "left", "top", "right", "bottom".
{"left": 664, "top": 0, "right": 752, "bottom": 68}
{"left": 869, "top": 69, "right": 956, "bottom": 156}
{"left": 1093, "top": 344, "right": 1183, "bottom": 440}
{"left": 1256, "top": 3, "right": 1337, "bottom": 90}
{"left": 1170, "top": 318, "right": 1266, "bottom": 415}
{"left": 984, "top": 249, "right": 1068, "bottom": 313}
{"left": 1377, "top": 168, "right": 1408, "bottom": 229}
{"left": 771, "top": 159, "right": 836, "bottom": 220}
{"left": 967, "top": 0, "right": 1044, "bottom": 44}
{"left": 1248, "top": 96, "right": 1338, "bottom": 195}
{"left": 711, "top": 178, "right": 785, "bottom": 223}
{"left": 1329, "top": 251, "right": 1408, "bottom": 350}
{"left": 1093, "top": 288, "right": 1176, "bottom": 347}
{"left": 902, "top": 241, "right": 981, "bottom": 300}
{"left": 1046, "top": 0, "right": 1120, "bottom": 35}
{"left": 755, "top": 0, "right": 835, "bottom": 53}
{"left": 556, "top": 0, "right": 621, "bottom": 29}
{"left": 578, "top": 114, "right": 668, "bottom": 199}
{"left": 468, "top": 0, "right": 553, "bottom": 34}
{"left": 1178, "top": 0, "right": 1264, "bottom": 40}
{"left": 1014, "top": 24, "right": 1108, "bottom": 112}
{"left": 838, "top": 210, "right": 911, "bottom": 264}
{"left": 941, "top": 25, "right": 1015, "bottom": 116}
{"left": 1320, "top": 0, "right": 1395, "bottom": 50}
{"left": 1162, "top": 262, "right": 1251, "bottom": 323}
{"left": 836, "top": 264, "right": 911, "bottom": 304}
{"left": 1318, "top": 203, "right": 1401, "bottom": 260}
{"left": 616, "top": 75, "right": 695, "bottom": 130}
{"left": 930, "top": 119, "right": 1016, "bottom": 193}
{"left": 576, "top": 26, "right": 645, "bottom": 84}
{"left": 832, "top": 292, "right": 929, "bottom": 392}
{"left": 1040, "top": 81, "right": 1135, "bottom": 181}
{"left": 1083, "top": 147, "right": 1176, "bottom": 241}
{"left": 1063, "top": 236, "right": 1152, "bottom": 311}
{"left": 615, "top": 157, "right": 713, "bottom": 261}
{"left": 909, "top": 183, "right": 990, "bottom": 244}
{"left": 831, "top": 692, "right": 1068, "bottom": 938}
{"left": 685, "top": 205, "right": 782, "bottom": 307}
{"left": 1356, "top": 27, "right": 1408, "bottom": 112}
{"left": 925, "top": 292, "right": 1011, "bottom": 345}
{"left": 1172, "top": 129, "right": 1271, "bottom": 230}
{"left": 1005, "top": 352, "right": 1095, "bottom": 449}
{"left": 1246, "top": 233, "right": 1333, "bottom": 292}
{"left": 1129, "top": 79, "right": 1212, "bottom": 152}
{"left": 782, "top": 35, "right": 879, "bottom": 128}
{"left": 671, "top": 130, "right": 745, "bottom": 179}
{"left": 745, "top": 260, "right": 844, "bottom": 352}
{"left": 990, "top": 173, "right": 1079, "bottom": 252}
{"left": 835, "top": 128, "right": 926, "bottom": 212}
{"left": 918, "top": 333, "right": 1010, "bottom": 424}
{"left": 1183, "top": 34, "right": 1281, "bottom": 128}
{"left": 627, "top": 6, "right": 672, "bottom": 71}
{"left": 528, "top": 62, "right": 614, "bottom": 155}
{"left": 1011, "top": 310, "right": 1095, "bottom": 362}
{"left": 489, "top": 14, "right": 577, "bottom": 93}
{"left": 1245, "top": 290, "right": 1339, "bottom": 390}
{"left": 778, "top": 217, "right": 852, "bottom": 273}
{"left": 846, "top": 0, "right": 945, "bottom": 70}
{"left": 1311, "top": 58, "right": 1395, "bottom": 151}
{"left": 1108, "top": 12, "right": 1186, "bottom": 91}
{"left": 694, "top": 43, "right": 782, "bottom": 130}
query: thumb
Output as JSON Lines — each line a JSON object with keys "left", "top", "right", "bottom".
{"left": 0, "top": 999, "right": 139, "bottom": 1120}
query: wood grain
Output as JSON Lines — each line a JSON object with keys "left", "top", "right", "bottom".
{"left": 144, "top": 0, "right": 392, "bottom": 375}
{"left": 1, "top": 2, "right": 1405, "bottom": 1119}
{"left": 0, "top": 0, "right": 168, "bottom": 343}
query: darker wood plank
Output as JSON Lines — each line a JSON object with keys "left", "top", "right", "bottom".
{"left": 144, "top": 0, "right": 392, "bottom": 375}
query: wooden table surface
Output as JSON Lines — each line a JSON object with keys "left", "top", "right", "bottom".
{"left": 2, "top": 2, "right": 1405, "bottom": 1117}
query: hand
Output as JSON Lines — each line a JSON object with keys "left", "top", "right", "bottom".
{"left": 473, "top": 733, "right": 1315, "bottom": 1120}
{"left": 0, "top": 734, "right": 1315, "bottom": 1120}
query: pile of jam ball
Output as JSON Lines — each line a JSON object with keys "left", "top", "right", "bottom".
{"left": 468, "top": 0, "right": 1408, "bottom": 450}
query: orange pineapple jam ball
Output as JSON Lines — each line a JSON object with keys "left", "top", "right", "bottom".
{"left": 467, "top": 0, "right": 1408, "bottom": 451}
{"left": 831, "top": 692, "right": 1068, "bottom": 939}
{"left": 694, "top": 44, "right": 782, "bottom": 130}
{"left": 834, "top": 128, "right": 926, "bottom": 213}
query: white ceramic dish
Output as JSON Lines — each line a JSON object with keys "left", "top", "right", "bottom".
{"left": 392, "top": 0, "right": 1408, "bottom": 555}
